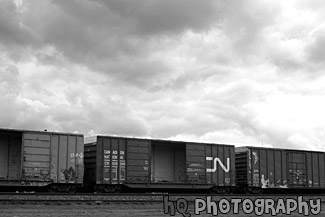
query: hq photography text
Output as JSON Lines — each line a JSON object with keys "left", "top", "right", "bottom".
{"left": 163, "top": 196, "right": 321, "bottom": 216}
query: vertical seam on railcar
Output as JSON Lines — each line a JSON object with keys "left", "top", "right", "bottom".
{"left": 316, "top": 153, "right": 321, "bottom": 187}
{"left": 258, "top": 149, "right": 261, "bottom": 188}
{"left": 7, "top": 135, "right": 10, "bottom": 179}
{"left": 49, "top": 133, "right": 52, "bottom": 183}
{"left": 310, "top": 153, "right": 312, "bottom": 187}
{"left": 74, "top": 135, "right": 78, "bottom": 182}
{"left": 118, "top": 138, "right": 120, "bottom": 184}
{"left": 20, "top": 132, "right": 25, "bottom": 181}
{"left": 57, "top": 134, "right": 60, "bottom": 184}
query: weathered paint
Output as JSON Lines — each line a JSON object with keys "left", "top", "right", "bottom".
{"left": 237, "top": 146, "right": 325, "bottom": 189}
{"left": 0, "top": 129, "right": 84, "bottom": 187}
{"left": 87, "top": 136, "right": 130, "bottom": 185}
{"left": 126, "top": 139, "right": 150, "bottom": 182}
{"left": 22, "top": 131, "right": 84, "bottom": 186}
{"left": 186, "top": 143, "right": 235, "bottom": 186}
{"left": 22, "top": 133, "right": 51, "bottom": 181}
{"left": 85, "top": 136, "right": 235, "bottom": 188}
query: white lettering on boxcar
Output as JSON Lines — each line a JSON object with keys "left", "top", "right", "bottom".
{"left": 206, "top": 157, "right": 230, "bottom": 173}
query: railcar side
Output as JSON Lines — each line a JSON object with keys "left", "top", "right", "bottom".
{"left": 84, "top": 136, "right": 236, "bottom": 193}
{"left": 235, "top": 146, "right": 325, "bottom": 194}
{"left": 0, "top": 128, "right": 84, "bottom": 192}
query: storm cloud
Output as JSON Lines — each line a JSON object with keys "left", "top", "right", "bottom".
{"left": 1, "top": 0, "right": 325, "bottom": 151}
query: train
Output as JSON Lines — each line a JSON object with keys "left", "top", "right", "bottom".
{"left": 0, "top": 128, "right": 84, "bottom": 192}
{"left": 0, "top": 127, "right": 324, "bottom": 194}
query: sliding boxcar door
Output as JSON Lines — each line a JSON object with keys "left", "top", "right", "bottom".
{"left": 288, "top": 151, "right": 307, "bottom": 187}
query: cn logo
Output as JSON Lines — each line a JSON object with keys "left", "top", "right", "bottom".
{"left": 206, "top": 157, "right": 230, "bottom": 173}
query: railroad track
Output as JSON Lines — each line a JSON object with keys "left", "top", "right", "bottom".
{"left": 0, "top": 192, "right": 324, "bottom": 205}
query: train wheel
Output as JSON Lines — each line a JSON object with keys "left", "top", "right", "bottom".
{"left": 252, "top": 187, "right": 264, "bottom": 194}
{"left": 244, "top": 186, "right": 252, "bottom": 194}
{"left": 54, "top": 184, "right": 77, "bottom": 193}
{"left": 211, "top": 187, "right": 230, "bottom": 194}
{"left": 67, "top": 185, "right": 77, "bottom": 193}
{"left": 103, "top": 186, "right": 113, "bottom": 193}
{"left": 113, "top": 185, "right": 121, "bottom": 193}
{"left": 209, "top": 186, "right": 219, "bottom": 194}
{"left": 94, "top": 185, "right": 104, "bottom": 193}
{"left": 47, "top": 184, "right": 57, "bottom": 193}
{"left": 224, "top": 187, "right": 231, "bottom": 194}
{"left": 103, "top": 185, "right": 122, "bottom": 193}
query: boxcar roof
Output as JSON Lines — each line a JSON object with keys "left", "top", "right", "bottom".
{"left": 236, "top": 145, "right": 325, "bottom": 154}
{"left": 0, "top": 127, "right": 83, "bottom": 136}
{"left": 86, "top": 134, "right": 236, "bottom": 147}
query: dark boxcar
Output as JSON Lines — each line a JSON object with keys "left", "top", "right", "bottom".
{"left": 84, "top": 136, "right": 235, "bottom": 193}
{"left": 0, "top": 128, "right": 84, "bottom": 192}
{"left": 235, "top": 146, "right": 325, "bottom": 193}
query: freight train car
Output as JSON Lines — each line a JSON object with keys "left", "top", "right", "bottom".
{"left": 84, "top": 136, "right": 235, "bottom": 193}
{"left": 235, "top": 146, "right": 325, "bottom": 194}
{"left": 0, "top": 128, "right": 84, "bottom": 192}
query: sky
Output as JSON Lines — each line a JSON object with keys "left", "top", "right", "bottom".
{"left": 0, "top": 0, "right": 325, "bottom": 151}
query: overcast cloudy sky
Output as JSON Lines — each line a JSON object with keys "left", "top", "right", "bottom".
{"left": 1, "top": 0, "right": 325, "bottom": 150}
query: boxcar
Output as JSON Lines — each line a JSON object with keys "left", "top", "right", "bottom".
{"left": 84, "top": 136, "right": 235, "bottom": 193}
{"left": 235, "top": 146, "right": 325, "bottom": 193}
{"left": 0, "top": 128, "right": 84, "bottom": 192}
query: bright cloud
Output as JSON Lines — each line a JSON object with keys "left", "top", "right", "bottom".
{"left": 0, "top": 0, "right": 325, "bottom": 151}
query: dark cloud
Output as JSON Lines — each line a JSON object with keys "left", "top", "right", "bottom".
{"left": 0, "top": 0, "right": 324, "bottom": 151}
{"left": 0, "top": 1, "right": 36, "bottom": 46}
{"left": 100, "top": 0, "right": 219, "bottom": 35}
{"left": 0, "top": 0, "right": 279, "bottom": 89}
{"left": 307, "top": 35, "right": 325, "bottom": 64}
{"left": 217, "top": 0, "right": 279, "bottom": 54}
